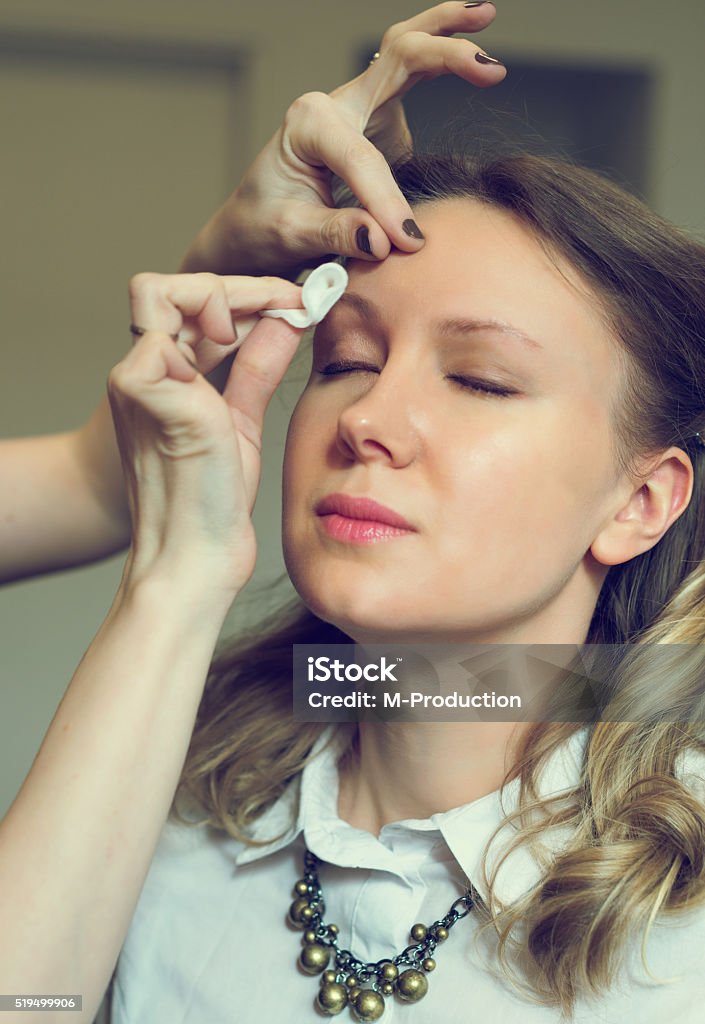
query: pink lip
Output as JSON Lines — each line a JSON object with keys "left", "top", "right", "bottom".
{"left": 315, "top": 493, "right": 416, "bottom": 530}
{"left": 315, "top": 494, "right": 417, "bottom": 546}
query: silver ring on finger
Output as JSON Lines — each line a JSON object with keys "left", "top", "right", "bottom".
{"left": 129, "top": 323, "right": 180, "bottom": 343}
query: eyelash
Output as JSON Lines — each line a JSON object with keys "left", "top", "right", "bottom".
{"left": 316, "top": 361, "right": 517, "bottom": 398}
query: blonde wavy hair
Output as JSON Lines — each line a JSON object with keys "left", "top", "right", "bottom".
{"left": 171, "top": 153, "right": 705, "bottom": 1016}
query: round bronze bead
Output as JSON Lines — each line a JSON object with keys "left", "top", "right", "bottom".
{"left": 303, "top": 929, "right": 317, "bottom": 944}
{"left": 433, "top": 925, "right": 449, "bottom": 941}
{"left": 294, "top": 879, "right": 309, "bottom": 896}
{"left": 300, "top": 906, "right": 315, "bottom": 923}
{"left": 316, "top": 981, "right": 348, "bottom": 1016}
{"left": 288, "top": 897, "right": 311, "bottom": 928}
{"left": 380, "top": 962, "right": 398, "bottom": 982}
{"left": 410, "top": 923, "right": 428, "bottom": 942}
{"left": 352, "top": 988, "right": 385, "bottom": 1021}
{"left": 422, "top": 957, "right": 436, "bottom": 972}
{"left": 345, "top": 976, "right": 360, "bottom": 990}
{"left": 327, "top": 923, "right": 339, "bottom": 935}
{"left": 380, "top": 982, "right": 395, "bottom": 996}
{"left": 322, "top": 970, "right": 338, "bottom": 985}
{"left": 396, "top": 968, "right": 429, "bottom": 1003}
{"left": 299, "top": 942, "right": 331, "bottom": 975}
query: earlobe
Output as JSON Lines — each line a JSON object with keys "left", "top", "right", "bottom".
{"left": 590, "top": 449, "right": 694, "bottom": 568}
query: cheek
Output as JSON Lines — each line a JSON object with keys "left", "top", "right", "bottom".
{"left": 552, "top": 397, "right": 618, "bottom": 516}
{"left": 444, "top": 414, "right": 608, "bottom": 551}
{"left": 282, "top": 393, "right": 324, "bottom": 517}
{"left": 282, "top": 411, "right": 303, "bottom": 515}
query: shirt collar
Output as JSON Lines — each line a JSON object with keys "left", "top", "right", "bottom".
{"left": 233, "top": 725, "right": 590, "bottom": 907}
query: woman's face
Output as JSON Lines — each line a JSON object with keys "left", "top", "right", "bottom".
{"left": 282, "top": 199, "right": 627, "bottom": 645}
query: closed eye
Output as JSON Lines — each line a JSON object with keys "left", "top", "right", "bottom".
{"left": 316, "top": 360, "right": 377, "bottom": 378}
{"left": 445, "top": 374, "right": 517, "bottom": 398}
{"left": 316, "top": 361, "right": 517, "bottom": 398}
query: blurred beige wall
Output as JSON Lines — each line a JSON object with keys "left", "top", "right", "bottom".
{"left": 1, "top": 0, "right": 704, "bottom": 820}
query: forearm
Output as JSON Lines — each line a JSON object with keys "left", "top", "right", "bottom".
{"left": 0, "top": 573, "right": 233, "bottom": 1023}
{"left": 0, "top": 398, "right": 130, "bottom": 584}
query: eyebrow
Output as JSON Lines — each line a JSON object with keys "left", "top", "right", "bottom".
{"left": 331, "top": 291, "right": 544, "bottom": 352}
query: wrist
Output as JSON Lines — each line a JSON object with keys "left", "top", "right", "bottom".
{"left": 118, "top": 551, "right": 242, "bottom": 626}
{"left": 178, "top": 191, "right": 301, "bottom": 281}
{"left": 179, "top": 203, "right": 245, "bottom": 276}
{"left": 73, "top": 403, "right": 132, "bottom": 542}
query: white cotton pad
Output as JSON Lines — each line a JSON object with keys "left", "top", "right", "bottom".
{"left": 231, "top": 262, "right": 348, "bottom": 345}
{"left": 261, "top": 261, "right": 349, "bottom": 328}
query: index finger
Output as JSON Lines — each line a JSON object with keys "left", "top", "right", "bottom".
{"left": 336, "top": 30, "right": 505, "bottom": 127}
{"left": 382, "top": 0, "right": 497, "bottom": 48}
{"left": 129, "top": 272, "right": 304, "bottom": 346}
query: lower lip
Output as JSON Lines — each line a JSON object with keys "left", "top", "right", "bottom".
{"left": 317, "top": 513, "right": 415, "bottom": 544}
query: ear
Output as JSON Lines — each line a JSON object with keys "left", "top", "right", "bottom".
{"left": 591, "top": 448, "right": 695, "bottom": 567}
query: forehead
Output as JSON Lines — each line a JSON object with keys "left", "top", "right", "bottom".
{"left": 331, "top": 199, "right": 619, "bottom": 384}
{"left": 343, "top": 200, "right": 596, "bottom": 323}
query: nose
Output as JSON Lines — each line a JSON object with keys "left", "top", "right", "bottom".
{"left": 335, "top": 361, "right": 422, "bottom": 468}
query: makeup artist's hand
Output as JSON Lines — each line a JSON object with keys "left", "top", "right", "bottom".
{"left": 180, "top": 1, "right": 505, "bottom": 279}
{"left": 108, "top": 272, "right": 304, "bottom": 596}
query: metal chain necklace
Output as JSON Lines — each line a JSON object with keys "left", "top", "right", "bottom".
{"left": 288, "top": 847, "right": 479, "bottom": 1021}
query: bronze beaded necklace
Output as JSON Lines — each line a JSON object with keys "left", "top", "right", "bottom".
{"left": 289, "top": 847, "right": 479, "bottom": 1020}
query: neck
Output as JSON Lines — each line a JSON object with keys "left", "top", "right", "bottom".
{"left": 336, "top": 640, "right": 591, "bottom": 836}
{"left": 334, "top": 572, "right": 605, "bottom": 835}
{"left": 336, "top": 720, "right": 530, "bottom": 837}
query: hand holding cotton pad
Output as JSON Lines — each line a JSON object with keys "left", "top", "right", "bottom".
{"left": 233, "top": 262, "right": 348, "bottom": 344}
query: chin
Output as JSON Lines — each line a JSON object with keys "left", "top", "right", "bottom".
{"left": 287, "top": 573, "right": 462, "bottom": 644}
{"left": 285, "top": 558, "right": 404, "bottom": 635}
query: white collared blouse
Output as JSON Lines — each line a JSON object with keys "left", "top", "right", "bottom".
{"left": 109, "top": 726, "right": 705, "bottom": 1023}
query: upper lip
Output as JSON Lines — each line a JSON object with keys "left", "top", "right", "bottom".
{"left": 315, "top": 493, "right": 416, "bottom": 530}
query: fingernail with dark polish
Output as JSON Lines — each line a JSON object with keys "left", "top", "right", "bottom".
{"left": 356, "top": 225, "right": 373, "bottom": 256}
{"left": 464, "top": 2, "right": 491, "bottom": 7}
{"left": 403, "top": 219, "right": 425, "bottom": 240}
{"left": 475, "top": 51, "right": 505, "bottom": 66}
